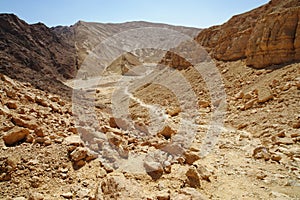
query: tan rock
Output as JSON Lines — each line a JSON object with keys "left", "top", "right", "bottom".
{"left": 35, "top": 96, "right": 48, "bottom": 107}
{"left": 184, "top": 151, "right": 201, "bottom": 165}
{"left": 275, "top": 137, "right": 294, "bottom": 145}
{"left": 70, "top": 147, "right": 88, "bottom": 161}
{"left": 2, "top": 127, "right": 30, "bottom": 146}
{"left": 5, "top": 101, "right": 17, "bottom": 109}
{"left": 257, "top": 86, "right": 273, "bottom": 103}
{"left": 34, "top": 128, "right": 45, "bottom": 137}
{"left": 157, "top": 125, "right": 176, "bottom": 139}
{"left": 28, "top": 192, "right": 44, "bottom": 200}
{"left": 11, "top": 116, "right": 38, "bottom": 130}
{"left": 144, "top": 160, "right": 164, "bottom": 180}
{"left": 253, "top": 146, "right": 271, "bottom": 161}
{"left": 186, "top": 167, "right": 201, "bottom": 188}
{"left": 271, "top": 154, "right": 282, "bottom": 162}
{"left": 198, "top": 100, "right": 210, "bottom": 108}
{"left": 60, "top": 192, "right": 73, "bottom": 199}
{"left": 156, "top": 191, "right": 170, "bottom": 200}
{"left": 235, "top": 91, "right": 244, "bottom": 99}
{"left": 242, "top": 99, "right": 256, "bottom": 110}
{"left": 63, "top": 135, "right": 84, "bottom": 147}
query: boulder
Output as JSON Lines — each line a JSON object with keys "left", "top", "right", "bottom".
{"left": 2, "top": 127, "right": 30, "bottom": 146}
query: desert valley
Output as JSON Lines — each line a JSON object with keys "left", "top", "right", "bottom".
{"left": 0, "top": 0, "right": 300, "bottom": 199}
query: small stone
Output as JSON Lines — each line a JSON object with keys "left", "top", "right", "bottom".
{"left": 291, "top": 133, "right": 300, "bottom": 138}
{"left": 35, "top": 137, "right": 46, "bottom": 144}
{"left": 271, "top": 154, "right": 282, "bottom": 162}
{"left": 156, "top": 191, "right": 170, "bottom": 200}
{"left": 67, "top": 127, "right": 78, "bottom": 134}
{"left": 166, "top": 107, "right": 181, "bottom": 116}
{"left": 277, "top": 132, "right": 285, "bottom": 138}
{"left": 242, "top": 92, "right": 252, "bottom": 100}
{"left": 186, "top": 167, "right": 201, "bottom": 188}
{"left": 73, "top": 160, "right": 86, "bottom": 169}
{"left": 85, "top": 149, "right": 98, "bottom": 161}
{"left": 64, "top": 135, "right": 84, "bottom": 147}
{"left": 34, "top": 128, "right": 45, "bottom": 137}
{"left": 29, "top": 192, "right": 44, "bottom": 200}
{"left": 6, "top": 101, "right": 17, "bottom": 109}
{"left": 49, "top": 96, "right": 59, "bottom": 102}
{"left": 35, "top": 96, "right": 48, "bottom": 107}
{"left": 25, "top": 134, "right": 34, "bottom": 143}
{"left": 184, "top": 151, "right": 200, "bottom": 165}
{"left": 144, "top": 160, "right": 164, "bottom": 180}
{"left": 13, "top": 197, "right": 26, "bottom": 200}
{"left": 157, "top": 125, "right": 176, "bottom": 139}
{"left": 61, "top": 192, "right": 73, "bottom": 199}
{"left": 194, "top": 164, "right": 211, "bottom": 182}
{"left": 253, "top": 146, "right": 270, "bottom": 161}
{"left": 30, "top": 176, "right": 40, "bottom": 188}
{"left": 163, "top": 161, "right": 172, "bottom": 174}
{"left": 275, "top": 137, "right": 294, "bottom": 145}
{"left": 3, "top": 127, "right": 30, "bottom": 146}
{"left": 242, "top": 99, "right": 256, "bottom": 110}
{"left": 70, "top": 147, "right": 88, "bottom": 161}
{"left": 234, "top": 91, "right": 244, "bottom": 99}
{"left": 198, "top": 100, "right": 210, "bottom": 108}
{"left": 257, "top": 86, "right": 273, "bottom": 103}
{"left": 11, "top": 116, "right": 38, "bottom": 130}
{"left": 179, "top": 187, "right": 207, "bottom": 199}
{"left": 24, "top": 93, "right": 35, "bottom": 102}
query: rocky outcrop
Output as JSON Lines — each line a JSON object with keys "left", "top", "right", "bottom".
{"left": 196, "top": 0, "right": 300, "bottom": 68}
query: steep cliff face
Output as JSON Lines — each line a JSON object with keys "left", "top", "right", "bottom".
{"left": 196, "top": 0, "right": 300, "bottom": 68}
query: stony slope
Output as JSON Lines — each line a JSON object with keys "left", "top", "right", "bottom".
{"left": 0, "top": 14, "right": 76, "bottom": 99}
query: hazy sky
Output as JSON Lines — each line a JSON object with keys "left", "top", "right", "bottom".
{"left": 0, "top": 0, "right": 269, "bottom": 28}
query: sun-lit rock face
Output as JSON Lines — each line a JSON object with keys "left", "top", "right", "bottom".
{"left": 196, "top": 0, "right": 300, "bottom": 68}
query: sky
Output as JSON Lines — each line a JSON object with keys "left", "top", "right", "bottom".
{"left": 0, "top": 0, "right": 270, "bottom": 28}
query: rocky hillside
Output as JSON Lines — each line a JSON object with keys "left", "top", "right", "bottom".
{"left": 196, "top": 0, "right": 300, "bottom": 68}
{"left": 0, "top": 14, "right": 77, "bottom": 98}
{"left": 55, "top": 20, "right": 201, "bottom": 68}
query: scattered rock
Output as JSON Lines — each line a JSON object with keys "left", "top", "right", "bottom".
{"left": 156, "top": 191, "right": 170, "bottom": 200}
{"left": 235, "top": 91, "right": 244, "bottom": 99}
{"left": 2, "top": 127, "right": 30, "bottom": 146}
{"left": 242, "top": 99, "right": 256, "bottom": 110}
{"left": 157, "top": 125, "right": 176, "bottom": 139}
{"left": 5, "top": 101, "right": 17, "bottom": 109}
{"left": 64, "top": 135, "right": 84, "bottom": 147}
{"left": 61, "top": 192, "right": 73, "bottom": 199}
{"left": 257, "top": 87, "right": 273, "bottom": 103}
{"left": 253, "top": 146, "right": 271, "bottom": 161}
{"left": 28, "top": 192, "right": 44, "bottom": 200}
{"left": 198, "top": 100, "right": 210, "bottom": 108}
{"left": 184, "top": 151, "right": 200, "bottom": 165}
{"left": 34, "top": 128, "right": 45, "bottom": 137}
{"left": 11, "top": 116, "right": 38, "bottom": 130}
{"left": 274, "top": 137, "right": 294, "bottom": 145}
{"left": 186, "top": 167, "right": 201, "bottom": 188}
{"left": 271, "top": 154, "right": 282, "bottom": 162}
{"left": 70, "top": 147, "right": 87, "bottom": 162}
{"left": 35, "top": 96, "right": 48, "bottom": 107}
{"left": 144, "top": 160, "right": 164, "bottom": 180}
